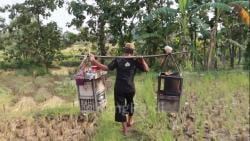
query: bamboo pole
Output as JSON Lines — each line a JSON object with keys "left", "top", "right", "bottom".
{"left": 76, "top": 51, "right": 187, "bottom": 59}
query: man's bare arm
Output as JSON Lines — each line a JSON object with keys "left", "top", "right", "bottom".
{"left": 89, "top": 54, "right": 109, "bottom": 71}
{"left": 138, "top": 57, "right": 149, "bottom": 72}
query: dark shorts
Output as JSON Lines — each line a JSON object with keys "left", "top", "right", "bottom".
{"left": 114, "top": 91, "right": 135, "bottom": 122}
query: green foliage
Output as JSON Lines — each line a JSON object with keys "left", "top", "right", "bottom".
{"left": 55, "top": 79, "right": 76, "bottom": 98}
{"left": 0, "top": 17, "right": 5, "bottom": 50}
{"left": 33, "top": 106, "right": 79, "bottom": 118}
{"left": 68, "top": 0, "right": 151, "bottom": 56}
{"left": 68, "top": 0, "right": 108, "bottom": 56}
{"left": 133, "top": 4, "right": 179, "bottom": 66}
{"left": 183, "top": 60, "right": 193, "bottom": 71}
{"left": 14, "top": 65, "right": 49, "bottom": 76}
{"left": 197, "top": 2, "right": 232, "bottom": 12}
{"left": 0, "top": 0, "right": 249, "bottom": 71}
{"left": 61, "top": 31, "right": 81, "bottom": 48}
{"left": 1, "top": 0, "right": 64, "bottom": 68}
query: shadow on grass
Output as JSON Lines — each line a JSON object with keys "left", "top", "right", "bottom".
{"left": 126, "top": 128, "right": 155, "bottom": 141}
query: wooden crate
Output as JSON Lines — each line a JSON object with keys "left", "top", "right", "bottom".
{"left": 157, "top": 72, "right": 182, "bottom": 112}
{"left": 75, "top": 73, "right": 107, "bottom": 112}
{"left": 157, "top": 94, "right": 180, "bottom": 112}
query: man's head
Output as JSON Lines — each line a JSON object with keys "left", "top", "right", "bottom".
{"left": 123, "top": 43, "right": 135, "bottom": 54}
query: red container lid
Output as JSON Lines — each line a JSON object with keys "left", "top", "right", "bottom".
{"left": 92, "top": 66, "right": 98, "bottom": 69}
{"left": 92, "top": 66, "right": 100, "bottom": 70}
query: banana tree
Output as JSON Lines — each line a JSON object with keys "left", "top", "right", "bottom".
{"left": 134, "top": 0, "right": 249, "bottom": 69}
{"left": 200, "top": 0, "right": 249, "bottom": 69}
{"left": 133, "top": 0, "right": 210, "bottom": 67}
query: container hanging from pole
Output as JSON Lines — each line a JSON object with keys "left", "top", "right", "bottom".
{"left": 75, "top": 59, "right": 107, "bottom": 112}
{"left": 157, "top": 54, "right": 183, "bottom": 113}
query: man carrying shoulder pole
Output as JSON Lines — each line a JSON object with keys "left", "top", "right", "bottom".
{"left": 89, "top": 43, "right": 149, "bottom": 135}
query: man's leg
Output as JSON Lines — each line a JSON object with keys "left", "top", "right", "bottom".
{"left": 114, "top": 92, "right": 128, "bottom": 135}
{"left": 125, "top": 92, "right": 135, "bottom": 127}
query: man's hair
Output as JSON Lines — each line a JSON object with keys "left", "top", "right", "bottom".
{"left": 123, "top": 47, "right": 134, "bottom": 54}
{"left": 123, "top": 43, "right": 135, "bottom": 54}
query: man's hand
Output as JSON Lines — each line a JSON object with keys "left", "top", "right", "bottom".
{"left": 137, "top": 56, "right": 144, "bottom": 63}
{"left": 137, "top": 56, "right": 149, "bottom": 72}
{"left": 88, "top": 54, "right": 109, "bottom": 71}
{"left": 88, "top": 54, "right": 96, "bottom": 62}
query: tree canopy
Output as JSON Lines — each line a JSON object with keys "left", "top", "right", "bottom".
{"left": 0, "top": 0, "right": 249, "bottom": 70}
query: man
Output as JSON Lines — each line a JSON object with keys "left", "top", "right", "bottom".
{"left": 89, "top": 43, "right": 149, "bottom": 135}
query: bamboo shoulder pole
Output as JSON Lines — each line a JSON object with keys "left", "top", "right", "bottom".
{"left": 76, "top": 51, "right": 187, "bottom": 59}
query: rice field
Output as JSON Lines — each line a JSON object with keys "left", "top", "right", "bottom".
{"left": 0, "top": 69, "right": 249, "bottom": 141}
{"left": 92, "top": 71, "right": 249, "bottom": 141}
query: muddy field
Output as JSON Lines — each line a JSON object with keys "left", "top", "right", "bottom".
{"left": 0, "top": 114, "right": 98, "bottom": 141}
{"left": 168, "top": 92, "right": 249, "bottom": 141}
{"left": 0, "top": 70, "right": 99, "bottom": 141}
{"left": 166, "top": 73, "right": 249, "bottom": 141}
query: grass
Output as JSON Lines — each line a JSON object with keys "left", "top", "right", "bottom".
{"left": 92, "top": 73, "right": 175, "bottom": 141}
{"left": 0, "top": 87, "right": 13, "bottom": 107}
{"left": 55, "top": 79, "right": 77, "bottom": 98}
{"left": 32, "top": 105, "right": 80, "bottom": 118}
{"left": 0, "top": 68, "right": 248, "bottom": 140}
{"left": 92, "top": 70, "right": 249, "bottom": 141}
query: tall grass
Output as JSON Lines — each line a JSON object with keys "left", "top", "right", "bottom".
{"left": 92, "top": 70, "right": 249, "bottom": 141}
{"left": 0, "top": 69, "right": 248, "bottom": 140}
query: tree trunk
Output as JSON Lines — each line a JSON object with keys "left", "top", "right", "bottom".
{"left": 189, "top": 22, "right": 194, "bottom": 69}
{"left": 191, "top": 25, "right": 197, "bottom": 69}
{"left": 207, "top": 23, "right": 217, "bottom": 70}
{"left": 194, "top": 27, "right": 197, "bottom": 69}
{"left": 207, "top": 6, "right": 219, "bottom": 70}
{"left": 238, "top": 47, "right": 241, "bottom": 65}
{"left": 203, "top": 39, "right": 206, "bottom": 69}
{"left": 221, "top": 46, "right": 226, "bottom": 68}
{"left": 98, "top": 17, "right": 106, "bottom": 63}
{"left": 230, "top": 45, "right": 235, "bottom": 68}
{"left": 214, "top": 46, "right": 218, "bottom": 70}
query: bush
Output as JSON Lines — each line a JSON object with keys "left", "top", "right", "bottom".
{"left": 0, "top": 59, "right": 50, "bottom": 76}
{"left": 15, "top": 66, "right": 49, "bottom": 76}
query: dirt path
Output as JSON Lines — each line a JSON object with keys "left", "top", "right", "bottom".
{"left": 91, "top": 75, "right": 174, "bottom": 141}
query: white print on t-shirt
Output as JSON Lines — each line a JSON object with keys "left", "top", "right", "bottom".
{"left": 125, "top": 62, "right": 130, "bottom": 67}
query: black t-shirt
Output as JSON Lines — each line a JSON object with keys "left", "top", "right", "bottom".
{"left": 108, "top": 58, "right": 145, "bottom": 93}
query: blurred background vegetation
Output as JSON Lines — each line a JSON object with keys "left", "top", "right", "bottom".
{"left": 0, "top": 0, "right": 249, "bottom": 72}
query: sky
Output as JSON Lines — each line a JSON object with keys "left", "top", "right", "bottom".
{"left": 0, "top": 0, "right": 216, "bottom": 33}
{"left": 0, "top": 0, "right": 78, "bottom": 33}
